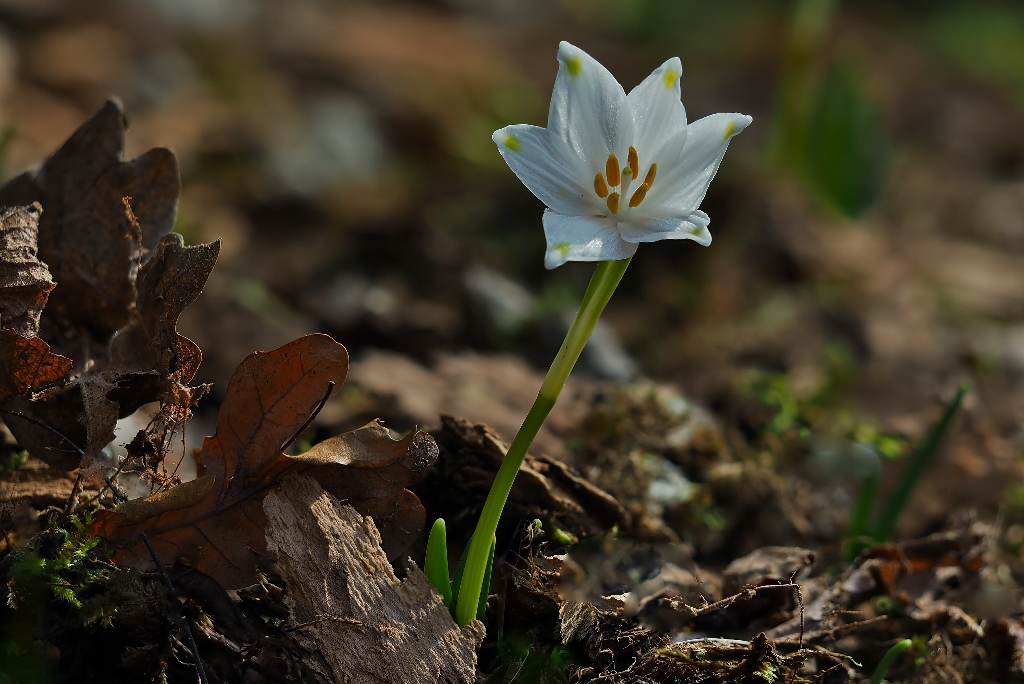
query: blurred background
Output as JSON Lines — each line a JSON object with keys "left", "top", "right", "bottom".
{"left": 2, "top": 0, "right": 1024, "bottom": 537}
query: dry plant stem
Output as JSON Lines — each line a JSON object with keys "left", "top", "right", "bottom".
{"left": 454, "top": 257, "right": 632, "bottom": 627}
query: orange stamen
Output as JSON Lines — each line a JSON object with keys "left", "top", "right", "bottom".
{"left": 594, "top": 172, "right": 609, "bottom": 198}
{"left": 605, "top": 154, "right": 621, "bottom": 187}
{"left": 644, "top": 164, "right": 657, "bottom": 186}
{"left": 628, "top": 147, "right": 639, "bottom": 178}
{"left": 628, "top": 182, "right": 651, "bottom": 208}
{"left": 606, "top": 192, "right": 620, "bottom": 215}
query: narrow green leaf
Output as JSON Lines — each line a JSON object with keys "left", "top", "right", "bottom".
{"left": 450, "top": 534, "right": 472, "bottom": 613}
{"left": 843, "top": 469, "right": 878, "bottom": 563}
{"left": 424, "top": 518, "right": 452, "bottom": 607}
{"left": 871, "top": 385, "right": 967, "bottom": 543}
{"left": 804, "top": 61, "right": 888, "bottom": 218}
{"left": 870, "top": 638, "right": 912, "bottom": 684}
{"left": 477, "top": 535, "right": 496, "bottom": 621}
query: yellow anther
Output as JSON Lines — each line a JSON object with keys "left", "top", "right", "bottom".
{"left": 605, "top": 154, "right": 621, "bottom": 187}
{"left": 643, "top": 163, "right": 657, "bottom": 186}
{"left": 606, "top": 192, "right": 620, "bottom": 215}
{"left": 628, "top": 182, "right": 651, "bottom": 208}
{"left": 627, "top": 147, "right": 639, "bottom": 178}
{"left": 594, "top": 172, "right": 609, "bottom": 198}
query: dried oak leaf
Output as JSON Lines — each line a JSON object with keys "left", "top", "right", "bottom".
{"left": 90, "top": 334, "right": 438, "bottom": 589}
{"left": 0, "top": 204, "right": 54, "bottom": 337}
{"left": 110, "top": 232, "right": 221, "bottom": 384}
{"left": 0, "top": 100, "right": 179, "bottom": 338}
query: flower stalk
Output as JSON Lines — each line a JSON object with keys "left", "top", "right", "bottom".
{"left": 454, "top": 257, "right": 631, "bottom": 627}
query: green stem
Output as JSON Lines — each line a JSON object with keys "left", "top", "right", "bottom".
{"left": 843, "top": 468, "right": 878, "bottom": 564}
{"left": 870, "top": 384, "right": 966, "bottom": 543}
{"left": 454, "top": 257, "right": 631, "bottom": 627}
{"left": 870, "top": 638, "right": 912, "bottom": 684}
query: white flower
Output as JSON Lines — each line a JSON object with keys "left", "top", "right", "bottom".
{"left": 493, "top": 41, "right": 752, "bottom": 269}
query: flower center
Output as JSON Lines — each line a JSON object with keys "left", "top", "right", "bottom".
{"left": 593, "top": 146, "right": 657, "bottom": 216}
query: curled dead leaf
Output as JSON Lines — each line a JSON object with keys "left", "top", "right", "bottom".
{"left": 110, "top": 233, "right": 221, "bottom": 383}
{"left": 0, "top": 204, "right": 53, "bottom": 337}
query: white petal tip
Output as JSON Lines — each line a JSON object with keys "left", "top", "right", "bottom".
{"left": 544, "top": 256, "right": 565, "bottom": 270}
{"left": 721, "top": 114, "right": 753, "bottom": 141}
{"left": 556, "top": 42, "right": 584, "bottom": 78}
{"left": 544, "top": 240, "right": 572, "bottom": 269}
{"left": 492, "top": 128, "right": 522, "bottom": 152}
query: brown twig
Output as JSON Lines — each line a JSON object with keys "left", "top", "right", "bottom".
{"left": 63, "top": 473, "right": 84, "bottom": 517}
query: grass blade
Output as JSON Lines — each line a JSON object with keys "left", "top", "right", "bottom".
{"left": 843, "top": 470, "right": 878, "bottom": 563}
{"left": 871, "top": 385, "right": 966, "bottom": 543}
{"left": 477, "top": 535, "right": 496, "bottom": 621}
{"left": 450, "top": 533, "right": 472, "bottom": 613}
{"left": 871, "top": 638, "right": 912, "bottom": 684}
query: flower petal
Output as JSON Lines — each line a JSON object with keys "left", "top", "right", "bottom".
{"left": 547, "top": 42, "right": 634, "bottom": 175}
{"left": 627, "top": 57, "right": 687, "bottom": 166}
{"left": 644, "top": 113, "right": 752, "bottom": 215}
{"left": 618, "top": 211, "right": 711, "bottom": 246}
{"left": 493, "top": 124, "right": 595, "bottom": 215}
{"left": 542, "top": 209, "right": 638, "bottom": 269}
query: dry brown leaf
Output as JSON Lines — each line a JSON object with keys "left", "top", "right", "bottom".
{"left": 0, "top": 329, "right": 71, "bottom": 402}
{"left": 90, "top": 334, "right": 438, "bottom": 588}
{"left": 0, "top": 100, "right": 179, "bottom": 338}
{"left": 0, "top": 204, "right": 54, "bottom": 337}
{"left": 110, "top": 233, "right": 221, "bottom": 383}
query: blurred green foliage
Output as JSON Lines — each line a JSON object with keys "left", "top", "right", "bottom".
{"left": 742, "top": 341, "right": 905, "bottom": 458}
{"left": 924, "top": 5, "right": 1024, "bottom": 101}
{"left": 0, "top": 450, "right": 29, "bottom": 474}
{"left": 769, "top": 0, "right": 889, "bottom": 218}
{"left": 804, "top": 63, "right": 888, "bottom": 217}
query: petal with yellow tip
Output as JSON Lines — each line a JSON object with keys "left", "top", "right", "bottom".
{"left": 492, "top": 124, "right": 594, "bottom": 215}
{"left": 542, "top": 210, "right": 638, "bottom": 269}
{"left": 548, "top": 42, "right": 635, "bottom": 174}
{"left": 643, "top": 113, "right": 751, "bottom": 215}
